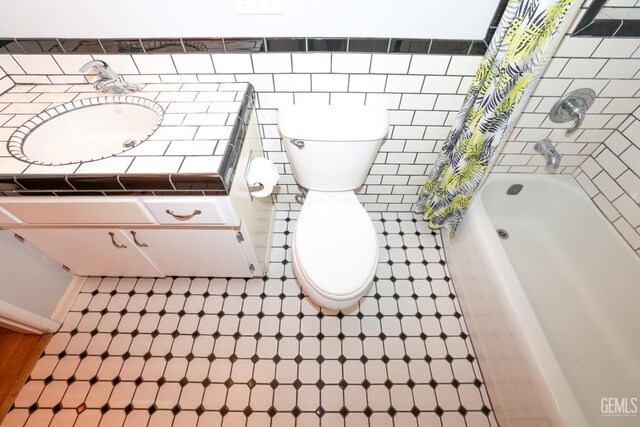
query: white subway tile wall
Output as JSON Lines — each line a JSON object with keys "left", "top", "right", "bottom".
{"left": 0, "top": 75, "right": 14, "bottom": 94}
{"left": 574, "top": 107, "right": 640, "bottom": 255}
{"left": 0, "top": 51, "right": 478, "bottom": 213}
{"left": 498, "top": 34, "right": 640, "bottom": 255}
{"left": 0, "top": 35, "right": 638, "bottom": 253}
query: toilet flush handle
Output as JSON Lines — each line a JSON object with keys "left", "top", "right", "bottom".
{"left": 291, "top": 138, "right": 305, "bottom": 149}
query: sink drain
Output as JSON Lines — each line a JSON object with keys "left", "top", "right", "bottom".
{"left": 497, "top": 229, "right": 509, "bottom": 239}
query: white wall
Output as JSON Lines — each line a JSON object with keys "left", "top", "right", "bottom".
{"left": 0, "top": 232, "right": 72, "bottom": 318}
{"left": 0, "top": 0, "right": 499, "bottom": 40}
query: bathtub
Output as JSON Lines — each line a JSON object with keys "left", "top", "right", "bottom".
{"left": 444, "top": 173, "right": 640, "bottom": 427}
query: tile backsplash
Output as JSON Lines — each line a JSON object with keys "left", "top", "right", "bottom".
{"left": 0, "top": 51, "right": 486, "bottom": 213}
{"left": 496, "top": 35, "right": 640, "bottom": 173}
{"left": 0, "top": 32, "right": 638, "bottom": 252}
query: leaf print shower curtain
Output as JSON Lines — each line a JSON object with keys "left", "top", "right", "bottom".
{"left": 414, "top": 0, "right": 577, "bottom": 236}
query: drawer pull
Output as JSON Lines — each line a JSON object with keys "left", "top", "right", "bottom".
{"left": 130, "top": 231, "right": 148, "bottom": 248}
{"left": 108, "top": 232, "right": 127, "bottom": 249}
{"left": 165, "top": 209, "right": 202, "bottom": 221}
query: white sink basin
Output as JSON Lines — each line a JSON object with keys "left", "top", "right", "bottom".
{"left": 9, "top": 96, "right": 163, "bottom": 166}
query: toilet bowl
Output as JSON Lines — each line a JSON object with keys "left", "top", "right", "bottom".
{"left": 292, "top": 191, "right": 378, "bottom": 310}
{"left": 277, "top": 104, "right": 389, "bottom": 310}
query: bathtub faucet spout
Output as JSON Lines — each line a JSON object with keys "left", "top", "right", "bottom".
{"left": 534, "top": 138, "right": 562, "bottom": 169}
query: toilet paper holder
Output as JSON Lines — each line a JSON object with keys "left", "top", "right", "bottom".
{"left": 245, "top": 152, "right": 262, "bottom": 200}
{"left": 245, "top": 151, "right": 278, "bottom": 200}
{"left": 248, "top": 182, "right": 265, "bottom": 193}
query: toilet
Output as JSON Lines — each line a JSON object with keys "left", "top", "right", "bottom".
{"left": 277, "top": 105, "right": 389, "bottom": 310}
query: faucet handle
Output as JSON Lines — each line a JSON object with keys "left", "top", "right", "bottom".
{"left": 565, "top": 109, "right": 584, "bottom": 136}
{"left": 549, "top": 88, "right": 596, "bottom": 137}
{"left": 122, "top": 81, "right": 142, "bottom": 93}
{"left": 93, "top": 78, "right": 141, "bottom": 94}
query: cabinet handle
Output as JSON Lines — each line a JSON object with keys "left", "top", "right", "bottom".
{"left": 108, "top": 232, "right": 127, "bottom": 249}
{"left": 130, "top": 231, "right": 149, "bottom": 248}
{"left": 165, "top": 209, "right": 202, "bottom": 221}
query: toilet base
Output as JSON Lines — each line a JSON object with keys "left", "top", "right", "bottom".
{"left": 292, "top": 247, "right": 374, "bottom": 311}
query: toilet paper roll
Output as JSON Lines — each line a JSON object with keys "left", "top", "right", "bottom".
{"left": 247, "top": 157, "right": 280, "bottom": 198}
{"left": 252, "top": 183, "right": 274, "bottom": 198}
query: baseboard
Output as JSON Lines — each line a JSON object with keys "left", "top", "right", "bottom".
{"left": 262, "top": 205, "right": 277, "bottom": 275}
{"left": 0, "top": 300, "right": 60, "bottom": 334}
{"left": 50, "top": 275, "right": 86, "bottom": 324}
{"left": 0, "top": 275, "right": 86, "bottom": 334}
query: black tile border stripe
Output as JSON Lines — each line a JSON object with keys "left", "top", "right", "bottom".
{"left": 0, "top": 85, "right": 255, "bottom": 197}
{"left": 219, "top": 86, "right": 254, "bottom": 193}
{"left": 0, "top": 0, "right": 512, "bottom": 56}
{"left": 0, "top": 0, "right": 510, "bottom": 58}
{"left": 1, "top": 2, "right": 556, "bottom": 56}
{"left": 573, "top": 0, "right": 640, "bottom": 38}
{"left": 0, "top": 37, "right": 490, "bottom": 56}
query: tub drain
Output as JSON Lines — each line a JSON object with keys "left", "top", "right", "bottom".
{"left": 507, "top": 184, "right": 523, "bottom": 195}
{"left": 497, "top": 229, "right": 509, "bottom": 239}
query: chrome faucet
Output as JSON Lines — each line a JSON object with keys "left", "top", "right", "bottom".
{"left": 79, "top": 60, "right": 141, "bottom": 94}
{"left": 534, "top": 138, "right": 562, "bottom": 169}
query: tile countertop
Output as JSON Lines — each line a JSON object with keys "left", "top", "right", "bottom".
{"left": 0, "top": 82, "right": 255, "bottom": 196}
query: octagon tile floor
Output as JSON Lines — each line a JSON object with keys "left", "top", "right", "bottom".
{"left": 3, "top": 211, "right": 498, "bottom": 427}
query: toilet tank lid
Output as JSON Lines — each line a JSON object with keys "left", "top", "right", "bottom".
{"left": 278, "top": 104, "right": 389, "bottom": 141}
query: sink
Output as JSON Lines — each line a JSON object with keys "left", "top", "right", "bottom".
{"left": 8, "top": 95, "right": 163, "bottom": 166}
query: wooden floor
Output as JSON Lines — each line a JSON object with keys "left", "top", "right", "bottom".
{"left": 0, "top": 327, "right": 51, "bottom": 424}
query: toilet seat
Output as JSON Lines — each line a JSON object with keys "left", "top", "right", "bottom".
{"left": 293, "top": 191, "right": 378, "bottom": 303}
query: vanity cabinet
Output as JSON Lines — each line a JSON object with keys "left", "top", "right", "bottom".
{"left": 11, "top": 225, "right": 258, "bottom": 278}
{"left": 0, "top": 96, "right": 275, "bottom": 279}
{"left": 0, "top": 144, "right": 274, "bottom": 278}
{"left": 1, "top": 140, "right": 274, "bottom": 279}
{"left": 12, "top": 228, "right": 163, "bottom": 277}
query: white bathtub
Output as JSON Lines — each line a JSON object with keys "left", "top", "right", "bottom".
{"left": 444, "top": 173, "right": 640, "bottom": 427}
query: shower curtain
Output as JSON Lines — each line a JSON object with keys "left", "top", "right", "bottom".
{"left": 414, "top": 0, "right": 577, "bottom": 236}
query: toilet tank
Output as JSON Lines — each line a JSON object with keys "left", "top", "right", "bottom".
{"left": 277, "top": 105, "right": 389, "bottom": 191}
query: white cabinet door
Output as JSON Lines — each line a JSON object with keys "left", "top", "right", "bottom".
{"left": 124, "top": 228, "right": 255, "bottom": 277}
{"left": 11, "top": 228, "right": 162, "bottom": 277}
